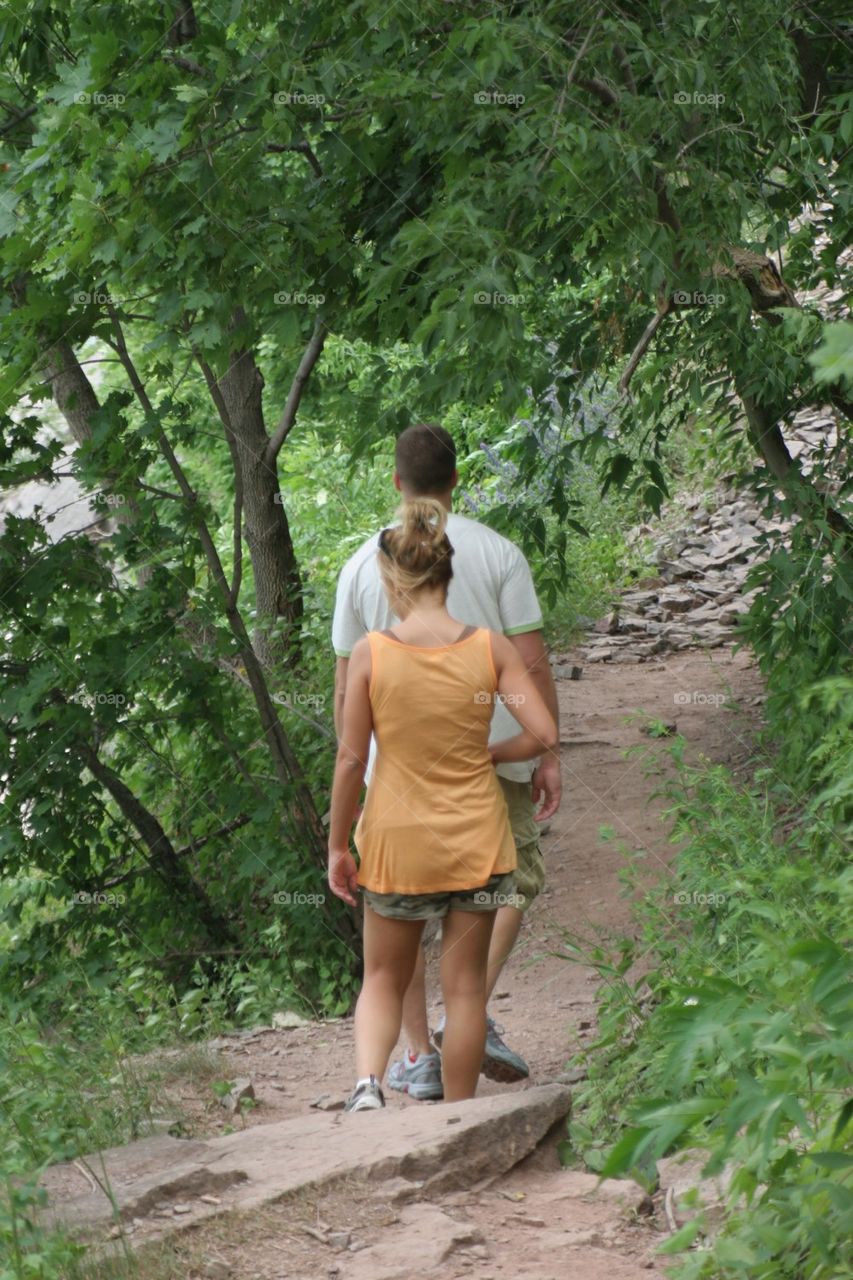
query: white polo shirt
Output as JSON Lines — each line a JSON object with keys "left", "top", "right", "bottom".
{"left": 332, "top": 511, "right": 544, "bottom": 783}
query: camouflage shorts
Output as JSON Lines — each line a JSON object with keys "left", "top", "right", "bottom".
{"left": 362, "top": 870, "right": 517, "bottom": 921}
{"left": 420, "top": 776, "right": 545, "bottom": 946}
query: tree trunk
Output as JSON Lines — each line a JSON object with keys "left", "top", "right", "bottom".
{"left": 37, "top": 336, "right": 101, "bottom": 444}
{"left": 217, "top": 311, "right": 303, "bottom": 669}
{"left": 36, "top": 326, "right": 150, "bottom": 568}
{"left": 738, "top": 389, "right": 852, "bottom": 542}
{"left": 77, "top": 743, "right": 238, "bottom": 948}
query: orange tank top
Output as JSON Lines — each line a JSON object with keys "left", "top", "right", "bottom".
{"left": 354, "top": 627, "right": 517, "bottom": 894}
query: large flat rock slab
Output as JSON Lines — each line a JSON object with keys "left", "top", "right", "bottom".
{"left": 42, "top": 1084, "right": 571, "bottom": 1242}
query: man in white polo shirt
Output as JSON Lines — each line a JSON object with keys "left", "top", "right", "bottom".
{"left": 332, "top": 423, "right": 562, "bottom": 1099}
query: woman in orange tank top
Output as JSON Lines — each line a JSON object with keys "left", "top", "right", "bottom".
{"left": 328, "top": 499, "right": 557, "bottom": 1113}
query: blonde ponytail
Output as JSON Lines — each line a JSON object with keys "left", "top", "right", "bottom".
{"left": 378, "top": 497, "right": 454, "bottom": 599}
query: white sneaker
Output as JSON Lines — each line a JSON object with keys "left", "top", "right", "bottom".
{"left": 387, "top": 1050, "right": 444, "bottom": 1100}
{"left": 345, "top": 1074, "right": 386, "bottom": 1111}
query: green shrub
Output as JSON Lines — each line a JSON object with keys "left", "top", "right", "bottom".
{"left": 561, "top": 729, "right": 853, "bottom": 1278}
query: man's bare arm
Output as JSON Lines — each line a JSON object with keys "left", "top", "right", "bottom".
{"left": 507, "top": 629, "right": 562, "bottom": 821}
{"left": 508, "top": 629, "right": 559, "bottom": 730}
{"left": 334, "top": 655, "right": 349, "bottom": 739}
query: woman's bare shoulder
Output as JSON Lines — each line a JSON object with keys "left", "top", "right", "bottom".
{"left": 348, "top": 634, "right": 372, "bottom": 671}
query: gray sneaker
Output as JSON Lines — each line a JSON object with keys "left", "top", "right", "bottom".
{"left": 483, "top": 1017, "right": 530, "bottom": 1082}
{"left": 387, "top": 1051, "right": 444, "bottom": 1100}
{"left": 345, "top": 1075, "right": 385, "bottom": 1112}
{"left": 434, "top": 1015, "right": 530, "bottom": 1083}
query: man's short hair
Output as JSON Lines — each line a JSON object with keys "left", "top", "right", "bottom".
{"left": 395, "top": 423, "right": 456, "bottom": 494}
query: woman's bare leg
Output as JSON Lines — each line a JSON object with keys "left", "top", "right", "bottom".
{"left": 354, "top": 908, "right": 426, "bottom": 1080}
{"left": 438, "top": 909, "right": 496, "bottom": 1101}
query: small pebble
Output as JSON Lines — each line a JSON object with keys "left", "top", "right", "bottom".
{"left": 311, "top": 1094, "right": 346, "bottom": 1112}
{"left": 201, "top": 1264, "right": 230, "bottom": 1280}
{"left": 302, "top": 1226, "right": 328, "bottom": 1243}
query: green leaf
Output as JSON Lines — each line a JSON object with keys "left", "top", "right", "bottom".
{"left": 656, "top": 1216, "right": 704, "bottom": 1254}
{"left": 808, "top": 1152, "right": 853, "bottom": 1170}
{"left": 833, "top": 1098, "right": 853, "bottom": 1141}
{"left": 173, "top": 84, "right": 209, "bottom": 103}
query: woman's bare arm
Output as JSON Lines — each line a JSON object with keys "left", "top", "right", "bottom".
{"left": 328, "top": 637, "right": 372, "bottom": 904}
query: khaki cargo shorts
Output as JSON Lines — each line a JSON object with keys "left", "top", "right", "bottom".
{"left": 500, "top": 776, "right": 547, "bottom": 911}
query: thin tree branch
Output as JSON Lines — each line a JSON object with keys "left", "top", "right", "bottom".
{"left": 225, "top": 662, "right": 334, "bottom": 739}
{"left": 0, "top": 104, "right": 37, "bottom": 135}
{"left": 161, "top": 52, "right": 210, "bottom": 77}
{"left": 613, "top": 43, "right": 636, "bottom": 94}
{"left": 194, "top": 347, "right": 244, "bottom": 608}
{"left": 674, "top": 123, "right": 736, "bottom": 164}
{"left": 266, "top": 140, "right": 323, "bottom": 178}
{"left": 137, "top": 481, "right": 184, "bottom": 501}
{"left": 175, "top": 814, "right": 253, "bottom": 859}
{"left": 618, "top": 302, "right": 672, "bottom": 393}
{"left": 200, "top": 695, "right": 269, "bottom": 801}
{"left": 265, "top": 318, "right": 328, "bottom": 464}
{"left": 534, "top": 14, "right": 601, "bottom": 179}
{"left": 77, "top": 741, "right": 237, "bottom": 943}
{"left": 167, "top": 1, "right": 198, "bottom": 48}
{"left": 101, "top": 866, "right": 152, "bottom": 889}
{"left": 578, "top": 76, "right": 619, "bottom": 106}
